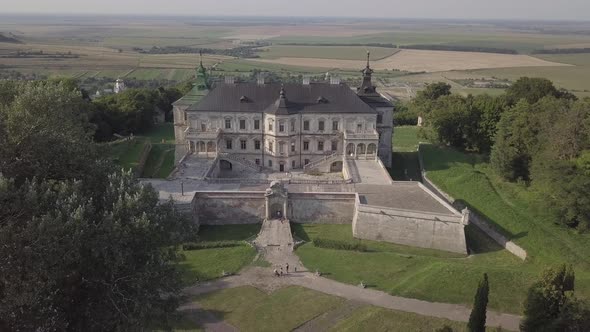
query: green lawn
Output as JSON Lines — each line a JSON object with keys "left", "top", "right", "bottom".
{"left": 293, "top": 224, "right": 533, "bottom": 314}
{"left": 331, "top": 306, "right": 469, "bottom": 332}
{"left": 393, "top": 126, "right": 421, "bottom": 152}
{"left": 107, "top": 138, "right": 149, "bottom": 171}
{"left": 143, "top": 123, "right": 175, "bottom": 144}
{"left": 194, "top": 286, "right": 345, "bottom": 332}
{"left": 179, "top": 225, "right": 261, "bottom": 284}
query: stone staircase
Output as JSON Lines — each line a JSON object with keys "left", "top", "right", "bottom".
{"left": 303, "top": 152, "right": 342, "bottom": 171}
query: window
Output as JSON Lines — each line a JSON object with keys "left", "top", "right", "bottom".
{"left": 318, "top": 121, "right": 325, "bottom": 131}
{"left": 318, "top": 141, "right": 324, "bottom": 151}
{"left": 226, "top": 139, "right": 232, "bottom": 149}
{"left": 225, "top": 118, "right": 231, "bottom": 129}
{"left": 268, "top": 160, "right": 273, "bottom": 167}
{"left": 304, "top": 159, "right": 310, "bottom": 165}
{"left": 255, "top": 159, "right": 260, "bottom": 165}
{"left": 183, "top": 112, "right": 188, "bottom": 122}
{"left": 356, "top": 123, "right": 363, "bottom": 132}
{"left": 303, "top": 120, "right": 310, "bottom": 131}
{"left": 292, "top": 160, "right": 296, "bottom": 168}
{"left": 279, "top": 122, "right": 285, "bottom": 132}
{"left": 254, "top": 119, "right": 260, "bottom": 130}
{"left": 268, "top": 141, "right": 273, "bottom": 152}
{"left": 377, "top": 113, "right": 383, "bottom": 124}
{"left": 240, "top": 140, "right": 247, "bottom": 150}
{"left": 332, "top": 121, "right": 339, "bottom": 131}
{"left": 291, "top": 142, "right": 295, "bottom": 152}
{"left": 201, "top": 123, "right": 207, "bottom": 131}
{"left": 240, "top": 119, "right": 246, "bottom": 130}
{"left": 331, "top": 141, "right": 338, "bottom": 151}
{"left": 279, "top": 142, "right": 285, "bottom": 153}
{"left": 268, "top": 121, "right": 273, "bottom": 131}
{"left": 290, "top": 120, "right": 295, "bottom": 132}
{"left": 254, "top": 140, "right": 261, "bottom": 150}
{"left": 303, "top": 141, "right": 309, "bottom": 151}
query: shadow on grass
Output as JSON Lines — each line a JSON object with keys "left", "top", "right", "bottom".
{"left": 456, "top": 199, "right": 528, "bottom": 243}
{"left": 419, "top": 144, "right": 487, "bottom": 173}
{"left": 389, "top": 152, "right": 422, "bottom": 181}
{"left": 291, "top": 223, "right": 311, "bottom": 242}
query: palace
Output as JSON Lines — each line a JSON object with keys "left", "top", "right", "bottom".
{"left": 172, "top": 53, "right": 393, "bottom": 174}
{"left": 149, "top": 53, "right": 468, "bottom": 255}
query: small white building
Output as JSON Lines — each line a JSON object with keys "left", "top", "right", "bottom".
{"left": 114, "top": 79, "right": 126, "bottom": 94}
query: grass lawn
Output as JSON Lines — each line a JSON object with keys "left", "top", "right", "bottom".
{"left": 143, "top": 123, "right": 175, "bottom": 144}
{"left": 151, "top": 316, "right": 202, "bottom": 332}
{"left": 293, "top": 223, "right": 535, "bottom": 314}
{"left": 393, "top": 126, "right": 421, "bottom": 152}
{"left": 106, "top": 138, "right": 149, "bottom": 171}
{"left": 331, "top": 306, "right": 468, "bottom": 332}
{"left": 141, "top": 144, "right": 175, "bottom": 178}
{"left": 194, "top": 286, "right": 344, "bottom": 332}
{"left": 420, "top": 144, "right": 590, "bottom": 301}
{"left": 179, "top": 225, "right": 261, "bottom": 284}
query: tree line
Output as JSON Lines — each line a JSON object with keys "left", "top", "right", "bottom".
{"left": 411, "top": 78, "right": 590, "bottom": 232}
{"left": 0, "top": 79, "right": 196, "bottom": 330}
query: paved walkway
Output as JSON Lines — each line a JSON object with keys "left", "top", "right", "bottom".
{"left": 183, "top": 219, "right": 522, "bottom": 331}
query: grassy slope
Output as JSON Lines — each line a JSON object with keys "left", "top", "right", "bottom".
{"left": 107, "top": 138, "right": 149, "bottom": 171}
{"left": 180, "top": 225, "right": 261, "bottom": 283}
{"left": 293, "top": 224, "right": 531, "bottom": 314}
{"left": 421, "top": 144, "right": 590, "bottom": 300}
{"left": 195, "top": 286, "right": 344, "bottom": 332}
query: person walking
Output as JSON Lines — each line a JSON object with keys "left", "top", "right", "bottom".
{"left": 286, "top": 263, "right": 289, "bottom": 273}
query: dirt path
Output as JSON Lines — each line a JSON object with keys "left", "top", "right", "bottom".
{"left": 183, "top": 219, "right": 522, "bottom": 331}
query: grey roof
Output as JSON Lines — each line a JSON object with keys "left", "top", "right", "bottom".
{"left": 188, "top": 82, "right": 378, "bottom": 115}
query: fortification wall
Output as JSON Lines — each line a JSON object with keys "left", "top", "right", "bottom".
{"left": 288, "top": 192, "right": 356, "bottom": 224}
{"left": 352, "top": 201, "right": 467, "bottom": 254}
{"left": 192, "top": 191, "right": 265, "bottom": 225}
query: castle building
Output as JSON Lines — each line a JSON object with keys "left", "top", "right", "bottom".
{"left": 173, "top": 53, "right": 393, "bottom": 172}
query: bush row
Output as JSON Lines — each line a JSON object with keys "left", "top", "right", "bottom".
{"left": 182, "top": 241, "right": 243, "bottom": 251}
{"left": 312, "top": 238, "right": 368, "bottom": 252}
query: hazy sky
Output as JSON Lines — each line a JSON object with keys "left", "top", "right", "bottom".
{"left": 2, "top": 0, "right": 589, "bottom": 20}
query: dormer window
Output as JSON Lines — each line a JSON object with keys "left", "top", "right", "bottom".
{"left": 240, "top": 96, "right": 249, "bottom": 103}
{"left": 317, "top": 96, "right": 328, "bottom": 104}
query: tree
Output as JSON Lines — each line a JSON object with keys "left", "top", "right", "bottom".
{"left": 418, "top": 82, "right": 452, "bottom": 101}
{"left": 490, "top": 100, "right": 539, "bottom": 181}
{"left": 468, "top": 273, "right": 489, "bottom": 332}
{"left": 506, "top": 77, "right": 560, "bottom": 105}
{"left": 521, "top": 265, "right": 576, "bottom": 332}
{"left": 0, "top": 170, "right": 196, "bottom": 331}
{"left": 0, "top": 81, "right": 99, "bottom": 183}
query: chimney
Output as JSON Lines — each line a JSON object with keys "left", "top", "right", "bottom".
{"left": 224, "top": 76, "right": 235, "bottom": 84}
{"left": 257, "top": 73, "right": 266, "bottom": 85}
{"left": 330, "top": 76, "right": 341, "bottom": 85}
{"left": 302, "top": 75, "right": 310, "bottom": 85}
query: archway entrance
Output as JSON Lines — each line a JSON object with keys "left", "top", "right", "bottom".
{"left": 346, "top": 143, "right": 355, "bottom": 157}
{"left": 270, "top": 203, "right": 283, "bottom": 219}
{"left": 330, "top": 161, "right": 343, "bottom": 172}
{"left": 220, "top": 160, "right": 233, "bottom": 170}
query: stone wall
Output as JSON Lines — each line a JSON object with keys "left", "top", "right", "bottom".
{"left": 192, "top": 192, "right": 265, "bottom": 224}
{"left": 352, "top": 200, "right": 467, "bottom": 254}
{"left": 289, "top": 192, "right": 356, "bottom": 224}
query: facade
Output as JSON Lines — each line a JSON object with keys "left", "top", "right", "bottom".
{"left": 173, "top": 53, "right": 393, "bottom": 172}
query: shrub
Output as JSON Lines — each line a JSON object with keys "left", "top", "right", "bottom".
{"left": 182, "top": 241, "right": 243, "bottom": 251}
{"left": 312, "top": 238, "right": 368, "bottom": 252}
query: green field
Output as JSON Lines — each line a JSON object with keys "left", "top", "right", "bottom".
{"left": 293, "top": 223, "right": 532, "bottom": 314}
{"left": 106, "top": 138, "right": 150, "bottom": 172}
{"left": 389, "top": 126, "right": 422, "bottom": 181}
{"left": 192, "top": 285, "right": 486, "bottom": 332}
{"left": 180, "top": 225, "right": 261, "bottom": 284}
{"left": 257, "top": 45, "right": 399, "bottom": 60}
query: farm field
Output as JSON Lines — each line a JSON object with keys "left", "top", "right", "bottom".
{"left": 249, "top": 49, "right": 570, "bottom": 72}
{"left": 256, "top": 45, "right": 399, "bottom": 60}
